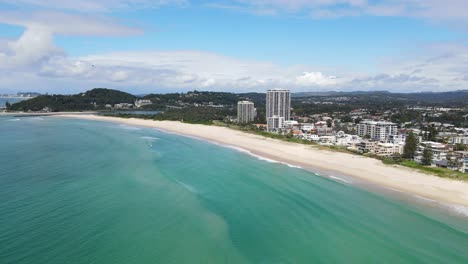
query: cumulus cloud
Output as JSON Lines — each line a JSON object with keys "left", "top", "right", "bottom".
{"left": 296, "top": 72, "right": 338, "bottom": 86}
{"left": 2, "top": 18, "right": 468, "bottom": 94}
{"left": 1, "top": 1, "right": 468, "bottom": 93}
{"left": 0, "top": 11, "right": 141, "bottom": 71}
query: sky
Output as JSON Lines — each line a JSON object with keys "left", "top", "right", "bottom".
{"left": 0, "top": 0, "right": 468, "bottom": 94}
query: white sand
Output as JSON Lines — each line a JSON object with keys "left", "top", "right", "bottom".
{"left": 62, "top": 114, "right": 468, "bottom": 207}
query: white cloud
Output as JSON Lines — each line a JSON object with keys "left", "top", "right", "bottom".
{"left": 0, "top": 11, "right": 141, "bottom": 71}
{"left": 296, "top": 72, "right": 338, "bottom": 86}
{"left": 1, "top": 1, "right": 468, "bottom": 93}
{"left": 2, "top": 23, "right": 468, "bottom": 94}
{"left": 0, "top": 26, "right": 61, "bottom": 70}
{"left": 212, "top": 0, "right": 468, "bottom": 23}
{"left": 0, "top": 0, "right": 188, "bottom": 12}
{"left": 0, "top": 11, "right": 141, "bottom": 36}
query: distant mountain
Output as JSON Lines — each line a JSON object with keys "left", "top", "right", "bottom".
{"left": 293, "top": 90, "right": 468, "bottom": 106}
{"left": 8, "top": 88, "right": 136, "bottom": 112}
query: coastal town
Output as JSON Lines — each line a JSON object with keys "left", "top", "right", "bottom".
{"left": 237, "top": 89, "right": 468, "bottom": 174}
{"left": 3, "top": 88, "right": 468, "bottom": 175}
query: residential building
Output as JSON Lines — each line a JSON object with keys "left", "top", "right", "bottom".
{"left": 357, "top": 120, "right": 398, "bottom": 140}
{"left": 388, "top": 134, "right": 406, "bottom": 144}
{"left": 113, "top": 103, "right": 133, "bottom": 109}
{"left": 316, "top": 126, "right": 334, "bottom": 136}
{"left": 283, "top": 120, "right": 299, "bottom": 129}
{"left": 237, "top": 101, "right": 256, "bottom": 123}
{"left": 300, "top": 123, "right": 314, "bottom": 132}
{"left": 374, "top": 143, "right": 404, "bottom": 157}
{"left": 450, "top": 136, "right": 468, "bottom": 145}
{"left": 267, "top": 115, "right": 284, "bottom": 131}
{"left": 134, "top": 99, "right": 152, "bottom": 108}
{"left": 357, "top": 140, "right": 378, "bottom": 153}
{"left": 266, "top": 89, "right": 290, "bottom": 130}
{"left": 415, "top": 141, "right": 448, "bottom": 164}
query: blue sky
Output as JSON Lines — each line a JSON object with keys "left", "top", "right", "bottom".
{"left": 0, "top": 0, "right": 468, "bottom": 94}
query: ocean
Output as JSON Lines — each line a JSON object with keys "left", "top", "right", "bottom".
{"left": 1, "top": 116, "right": 467, "bottom": 263}
{"left": 0, "top": 97, "right": 28, "bottom": 107}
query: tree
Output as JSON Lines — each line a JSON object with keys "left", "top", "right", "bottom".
{"left": 454, "top": 143, "right": 467, "bottom": 151}
{"left": 326, "top": 119, "right": 332, "bottom": 128}
{"left": 421, "top": 148, "right": 433, "bottom": 165}
{"left": 341, "top": 115, "right": 352, "bottom": 123}
{"left": 403, "top": 131, "right": 417, "bottom": 159}
{"left": 5, "top": 101, "right": 10, "bottom": 109}
{"left": 428, "top": 126, "right": 438, "bottom": 141}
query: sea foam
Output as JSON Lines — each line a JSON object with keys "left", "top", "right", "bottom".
{"left": 140, "top": 136, "right": 160, "bottom": 140}
{"left": 222, "top": 144, "right": 303, "bottom": 169}
{"left": 118, "top": 124, "right": 142, "bottom": 131}
{"left": 329, "top": 175, "right": 352, "bottom": 184}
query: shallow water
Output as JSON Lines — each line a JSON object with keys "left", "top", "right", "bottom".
{"left": 1, "top": 116, "right": 467, "bottom": 263}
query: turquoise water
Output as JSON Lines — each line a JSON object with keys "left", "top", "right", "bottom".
{"left": 1, "top": 116, "right": 468, "bottom": 263}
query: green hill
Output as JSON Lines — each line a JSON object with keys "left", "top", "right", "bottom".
{"left": 8, "top": 88, "right": 136, "bottom": 112}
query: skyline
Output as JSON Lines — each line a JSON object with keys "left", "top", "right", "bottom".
{"left": 1, "top": 1, "right": 468, "bottom": 94}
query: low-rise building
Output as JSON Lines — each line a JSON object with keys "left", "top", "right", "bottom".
{"left": 135, "top": 99, "right": 152, "bottom": 108}
{"left": 357, "top": 140, "right": 378, "bottom": 153}
{"left": 374, "top": 142, "right": 404, "bottom": 157}
{"left": 415, "top": 141, "right": 448, "bottom": 164}
{"left": 450, "top": 136, "right": 468, "bottom": 145}
{"left": 283, "top": 120, "right": 299, "bottom": 129}
{"left": 114, "top": 103, "right": 133, "bottom": 109}
{"left": 300, "top": 123, "right": 314, "bottom": 132}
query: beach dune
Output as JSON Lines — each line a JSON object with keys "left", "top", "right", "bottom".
{"left": 62, "top": 114, "right": 468, "bottom": 208}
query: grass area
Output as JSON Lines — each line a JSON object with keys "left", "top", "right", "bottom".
{"left": 213, "top": 121, "right": 318, "bottom": 145}
{"left": 400, "top": 160, "right": 468, "bottom": 180}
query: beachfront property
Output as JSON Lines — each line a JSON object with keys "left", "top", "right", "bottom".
{"left": 267, "top": 115, "right": 285, "bottom": 131}
{"left": 266, "top": 89, "right": 291, "bottom": 131}
{"left": 415, "top": 141, "right": 449, "bottom": 164}
{"left": 237, "top": 101, "right": 256, "bottom": 123}
{"left": 356, "top": 140, "right": 404, "bottom": 156}
{"left": 357, "top": 120, "right": 398, "bottom": 140}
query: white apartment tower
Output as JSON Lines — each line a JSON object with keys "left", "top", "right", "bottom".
{"left": 266, "top": 89, "right": 291, "bottom": 131}
{"left": 357, "top": 121, "right": 398, "bottom": 140}
{"left": 237, "top": 101, "right": 256, "bottom": 123}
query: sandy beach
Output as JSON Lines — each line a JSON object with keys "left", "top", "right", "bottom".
{"left": 59, "top": 114, "right": 468, "bottom": 208}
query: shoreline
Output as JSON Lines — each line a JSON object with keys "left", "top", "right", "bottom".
{"left": 0, "top": 111, "right": 97, "bottom": 117}
{"left": 57, "top": 114, "right": 468, "bottom": 208}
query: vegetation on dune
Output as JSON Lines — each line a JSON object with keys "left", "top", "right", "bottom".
{"left": 153, "top": 106, "right": 235, "bottom": 124}
{"left": 400, "top": 160, "right": 468, "bottom": 180}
